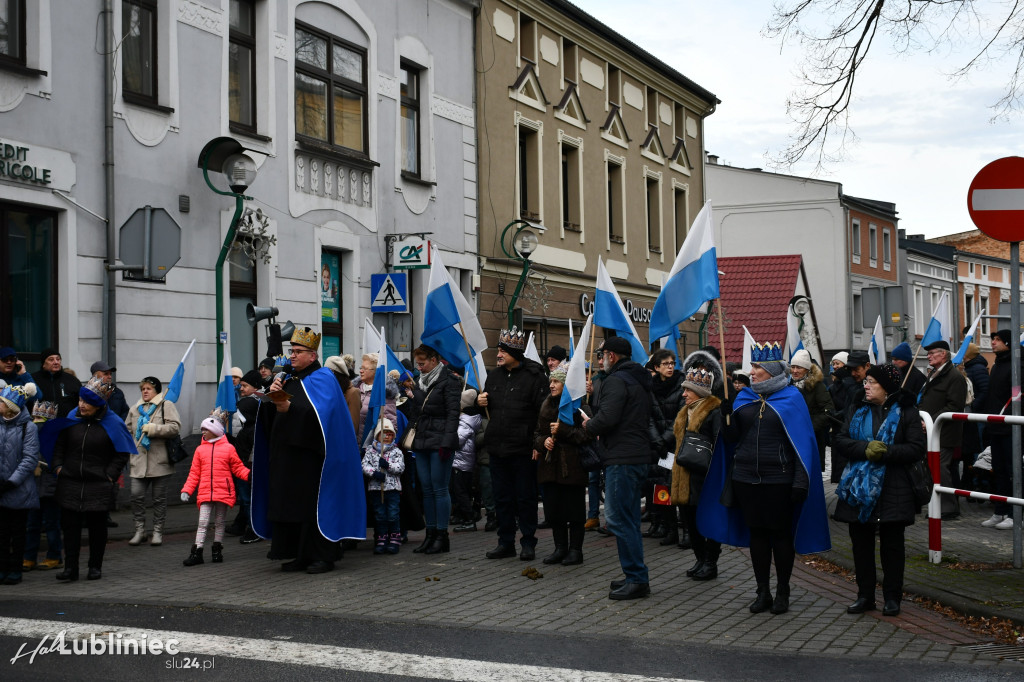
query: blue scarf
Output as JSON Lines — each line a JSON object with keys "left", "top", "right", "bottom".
{"left": 134, "top": 402, "right": 157, "bottom": 450}
{"left": 837, "top": 402, "right": 902, "bottom": 522}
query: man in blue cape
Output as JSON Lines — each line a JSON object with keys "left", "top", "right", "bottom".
{"left": 697, "top": 342, "right": 830, "bottom": 614}
{"left": 250, "top": 327, "right": 365, "bottom": 575}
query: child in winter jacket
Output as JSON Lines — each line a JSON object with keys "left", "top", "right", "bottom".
{"left": 451, "top": 389, "right": 481, "bottom": 528}
{"left": 180, "top": 410, "right": 250, "bottom": 567}
{"left": 0, "top": 382, "right": 39, "bottom": 585}
{"left": 361, "top": 418, "right": 404, "bottom": 555}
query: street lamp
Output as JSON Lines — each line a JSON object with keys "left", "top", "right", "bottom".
{"left": 500, "top": 219, "right": 540, "bottom": 327}
{"left": 197, "top": 137, "right": 263, "bottom": 376}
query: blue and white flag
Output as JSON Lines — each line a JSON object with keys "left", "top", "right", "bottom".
{"left": 464, "top": 350, "right": 488, "bottom": 392}
{"left": 215, "top": 338, "right": 237, "bottom": 414}
{"left": 363, "top": 318, "right": 411, "bottom": 382}
{"left": 559, "top": 315, "right": 593, "bottom": 425}
{"left": 421, "top": 245, "right": 487, "bottom": 368}
{"left": 784, "top": 306, "right": 804, "bottom": 361}
{"left": 524, "top": 332, "right": 542, "bottom": 364}
{"left": 868, "top": 316, "right": 887, "bottom": 365}
{"left": 655, "top": 324, "right": 683, "bottom": 370}
{"left": 951, "top": 312, "right": 983, "bottom": 365}
{"left": 920, "top": 290, "right": 952, "bottom": 349}
{"left": 568, "top": 319, "right": 575, "bottom": 359}
{"left": 164, "top": 339, "right": 197, "bottom": 435}
{"left": 741, "top": 326, "right": 756, "bottom": 375}
{"left": 649, "top": 201, "right": 719, "bottom": 345}
{"left": 369, "top": 327, "right": 389, "bottom": 410}
{"left": 594, "top": 257, "right": 647, "bottom": 364}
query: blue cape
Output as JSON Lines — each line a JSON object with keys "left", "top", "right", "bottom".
{"left": 38, "top": 406, "right": 138, "bottom": 465}
{"left": 250, "top": 367, "right": 366, "bottom": 542}
{"left": 697, "top": 385, "right": 831, "bottom": 555}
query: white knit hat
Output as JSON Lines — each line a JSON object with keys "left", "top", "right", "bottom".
{"left": 831, "top": 351, "right": 849, "bottom": 367}
{"left": 790, "top": 349, "right": 812, "bottom": 370}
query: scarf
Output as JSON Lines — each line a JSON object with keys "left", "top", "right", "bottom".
{"left": 838, "top": 400, "right": 902, "bottom": 522}
{"left": 750, "top": 373, "right": 789, "bottom": 396}
{"left": 134, "top": 402, "right": 158, "bottom": 450}
{"left": 418, "top": 363, "right": 444, "bottom": 392}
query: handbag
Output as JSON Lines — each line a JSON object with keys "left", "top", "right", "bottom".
{"left": 400, "top": 385, "right": 435, "bottom": 451}
{"left": 675, "top": 431, "right": 713, "bottom": 474}
{"left": 907, "top": 459, "right": 934, "bottom": 508}
{"left": 578, "top": 440, "right": 602, "bottom": 472}
{"left": 160, "top": 402, "right": 189, "bottom": 466}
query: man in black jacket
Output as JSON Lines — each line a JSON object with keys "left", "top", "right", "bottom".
{"left": 980, "top": 330, "right": 1021, "bottom": 529}
{"left": 582, "top": 336, "right": 653, "bottom": 600}
{"left": 918, "top": 340, "right": 968, "bottom": 520}
{"left": 228, "top": 370, "right": 264, "bottom": 541}
{"left": 32, "top": 348, "right": 81, "bottom": 419}
{"left": 477, "top": 327, "right": 549, "bottom": 561}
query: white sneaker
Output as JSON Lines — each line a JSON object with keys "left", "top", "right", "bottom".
{"left": 981, "top": 514, "right": 1006, "bottom": 527}
{"left": 995, "top": 516, "right": 1015, "bottom": 530}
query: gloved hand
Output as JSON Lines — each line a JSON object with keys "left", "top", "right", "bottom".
{"left": 0, "top": 479, "right": 16, "bottom": 493}
{"left": 720, "top": 400, "right": 733, "bottom": 417}
{"left": 141, "top": 423, "right": 153, "bottom": 435}
{"left": 865, "top": 440, "right": 887, "bottom": 462}
{"left": 791, "top": 487, "right": 807, "bottom": 504}
{"left": 378, "top": 456, "right": 390, "bottom": 470}
{"left": 180, "top": 492, "right": 189, "bottom": 502}
{"left": 372, "top": 471, "right": 386, "bottom": 482}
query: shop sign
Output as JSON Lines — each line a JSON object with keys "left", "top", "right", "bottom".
{"left": 579, "top": 292, "right": 651, "bottom": 325}
{"left": 0, "top": 137, "right": 74, "bottom": 192}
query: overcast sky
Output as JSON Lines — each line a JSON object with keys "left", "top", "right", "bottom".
{"left": 574, "top": 0, "right": 1020, "bottom": 240}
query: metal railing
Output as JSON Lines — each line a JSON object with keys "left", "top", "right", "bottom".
{"left": 926, "top": 411, "right": 1024, "bottom": 567}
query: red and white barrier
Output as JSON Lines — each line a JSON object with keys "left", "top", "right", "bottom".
{"left": 926, "top": 411, "right": 1024, "bottom": 564}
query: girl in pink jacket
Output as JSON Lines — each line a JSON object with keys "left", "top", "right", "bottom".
{"left": 180, "top": 410, "right": 250, "bottom": 567}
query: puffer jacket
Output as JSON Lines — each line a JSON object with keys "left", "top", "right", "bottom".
{"left": 795, "top": 364, "right": 835, "bottom": 434}
{"left": 408, "top": 366, "right": 461, "bottom": 452}
{"left": 479, "top": 359, "right": 549, "bottom": 459}
{"left": 53, "top": 410, "right": 130, "bottom": 512}
{"left": 0, "top": 408, "right": 40, "bottom": 510}
{"left": 181, "top": 437, "right": 250, "bottom": 507}
{"left": 453, "top": 412, "right": 482, "bottom": 472}
{"left": 126, "top": 393, "right": 181, "bottom": 478}
{"left": 833, "top": 392, "right": 926, "bottom": 525}
{"left": 584, "top": 359, "right": 652, "bottom": 466}
{"left": 532, "top": 395, "right": 590, "bottom": 487}
{"left": 648, "top": 371, "right": 684, "bottom": 460}
{"left": 964, "top": 354, "right": 989, "bottom": 412}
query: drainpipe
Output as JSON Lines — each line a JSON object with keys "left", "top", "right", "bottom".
{"left": 102, "top": 0, "right": 117, "bottom": 367}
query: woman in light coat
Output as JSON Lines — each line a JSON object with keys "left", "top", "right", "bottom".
{"left": 125, "top": 376, "right": 180, "bottom": 546}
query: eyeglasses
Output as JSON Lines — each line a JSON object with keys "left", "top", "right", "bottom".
{"left": 863, "top": 378, "right": 879, "bottom": 386}
{"left": 659, "top": 361, "right": 675, "bottom": 367}
{"left": 288, "top": 348, "right": 313, "bottom": 356}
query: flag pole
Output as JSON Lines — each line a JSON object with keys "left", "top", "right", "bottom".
{"left": 376, "top": 408, "right": 386, "bottom": 503}
{"left": 457, "top": 321, "right": 489, "bottom": 419}
{"left": 715, "top": 300, "right": 731, "bottom": 425}
{"left": 900, "top": 344, "right": 923, "bottom": 389}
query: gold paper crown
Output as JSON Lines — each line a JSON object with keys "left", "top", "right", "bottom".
{"left": 682, "top": 367, "right": 714, "bottom": 394}
{"left": 497, "top": 326, "right": 526, "bottom": 351}
{"left": 290, "top": 326, "right": 321, "bottom": 351}
{"left": 82, "top": 375, "right": 114, "bottom": 401}
{"left": 209, "top": 407, "right": 229, "bottom": 427}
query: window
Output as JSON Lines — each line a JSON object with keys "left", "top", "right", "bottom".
{"left": 607, "top": 160, "right": 623, "bottom": 242}
{"left": 982, "top": 264, "right": 988, "bottom": 277}
{"left": 0, "top": 0, "right": 25, "bottom": 67}
{"left": 0, "top": 203, "right": 56, "bottom": 357}
{"left": 869, "top": 224, "right": 877, "bottom": 261}
{"left": 851, "top": 220, "right": 861, "bottom": 257}
{"left": 122, "top": 0, "right": 157, "bottom": 105}
{"left": 229, "top": 0, "right": 256, "bottom": 131}
{"left": 968, "top": 262, "right": 975, "bottom": 276}
{"left": 965, "top": 293, "right": 974, "bottom": 326}
{"left": 562, "top": 39, "right": 577, "bottom": 82}
{"left": 914, "top": 287, "right": 924, "bottom": 335}
{"left": 647, "top": 87, "right": 658, "bottom": 127}
{"left": 560, "top": 143, "right": 580, "bottom": 231}
{"left": 673, "top": 187, "right": 688, "bottom": 252}
{"left": 400, "top": 62, "right": 421, "bottom": 177}
{"left": 517, "top": 124, "right": 540, "bottom": 221}
{"left": 646, "top": 176, "right": 661, "bottom": 252}
{"left": 853, "top": 294, "right": 862, "bottom": 330}
{"left": 295, "top": 22, "right": 367, "bottom": 155}
{"left": 608, "top": 65, "right": 620, "bottom": 105}
{"left": 882, "top": 228, "right": 891, "bottom": 265}
{"left": 980, "top": 295, "right": 990, "bottom": 335}
{"left": 518, "top": 13, "right": 536, "bottom": 63}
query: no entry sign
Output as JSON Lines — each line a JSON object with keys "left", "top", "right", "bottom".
{"left": 968, "top": 156, "right": 1024, "bottom": 242}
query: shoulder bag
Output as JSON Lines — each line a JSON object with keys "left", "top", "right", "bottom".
{"left": 578, "top": 440, "right": 602, "bottom": 472}
{"left": 160, "top": 402, "right": 189, "bottom": 466}
{"left": 675, "top": 431, "right": 713, "bottom": 474}
{"left": 400, "top": 385, "right": 435, "bottom": 451}
{"left": 907, "top": 458, "right": 934, "bottom": 508}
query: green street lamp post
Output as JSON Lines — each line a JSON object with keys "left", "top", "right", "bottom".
{"left": 499, "top": 220, "right": 540, "bottom": 327}
{"left": 197, "top": 137, "right": 261, "bottom": 377}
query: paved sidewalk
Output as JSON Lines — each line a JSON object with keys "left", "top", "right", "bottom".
{"left": 6, "top": 496, "right": 1021, "bottom": 668}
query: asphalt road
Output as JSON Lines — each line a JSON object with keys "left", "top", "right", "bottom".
{"left": 0, "top": 600, "right": 1015, "bottom": 681}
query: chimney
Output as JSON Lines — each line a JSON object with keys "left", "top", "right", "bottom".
{"left": 706, "top": 153, "right": 719, "bottom": 165}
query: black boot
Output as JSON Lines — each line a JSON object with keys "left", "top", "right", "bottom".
{"left": 692, "top": 558, "right": 718, "bottom": 581}
{"left": 562, "top": 524, "right": 584, "bottom": 565}
{"left": 749, "top": 583, "right": 773, "bottom": 613}
{"left": 771, "top": 584, "right": 790, "bottom": 615}
{"left": 660, "top": 522, "right": 679, "bottom": 546}
{"left": 642, "top": 518, "right": 663, "bottom": 538}
{"left": 543, "top": 546, "right": 568, "bottom": 564}
{"left": 686, "top": 557, "right": 704, "bottom": 578}
{"left": 677, "top": 525, "right": 692, "bottom": 550}
{"left": 183, "top": 545, "right": 204, "bottom": 567}
{"left": 56, "top": 566, "right": 79, "bottom": 582}
{"left": 424, "top": 530, "right": 449, "bottom": 554}
{"left": 413, "top": 529, "right": 436, "bottom": 553}
{"left": 211, "top": 542, "right": 224, "bottom": 563}
{"left": 484, "top": 513, "right": 498, "bottom": 532}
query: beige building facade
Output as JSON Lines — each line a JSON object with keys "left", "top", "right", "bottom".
{"left": 474, "top": 0, "right": 717, "bottom": 358}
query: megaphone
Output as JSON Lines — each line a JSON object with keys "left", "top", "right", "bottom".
{"left": 246, "top": 304, "right": 278, "bottom": 327}
{"left": 280, "top": 320, "right": 295, "bottom": 340}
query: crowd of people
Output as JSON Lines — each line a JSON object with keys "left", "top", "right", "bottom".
{"left": 0, "top": 326, "right": 1018, "bottom": 616}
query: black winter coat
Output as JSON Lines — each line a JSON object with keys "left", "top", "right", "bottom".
{"left": 32, "top": 369, "right": 81, "bottom": 418}
{"left": 964, "top": 355, "right": 989, "bottom": 412}
{"left": 533, "top": 396, "right": 590, "bottom": 487}
{"left": 479, "top": 359, "right": 549, "bottom": 459}
{"left": 982, "top": 350, "right": 1022, "bottom": 436}
{"left": 918, "top": 363, "right": 967, "bottom": 447}
{"left": 833, "top": 392, "right": 926, "bottom": 525}
{"left": 585, "top": 359, "right": 652, "bottom": 466}
{"left": 53, "top": 411, "right": 130, "bottom": 513}
{"left": 234, "top": 394, "right": 262, "bottom": 464}
{"left": 828, "top": 369, "right": 858, "bottom": 416}
{"left": 408, "top": 366, "right": 461, "bottom": 452}
{"left": 648, "top": 372, "right": 684, "bottom": 460}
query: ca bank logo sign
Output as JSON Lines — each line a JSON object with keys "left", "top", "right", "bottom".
{"left": 391, "top": 237, "right": 431, "bottom": 270}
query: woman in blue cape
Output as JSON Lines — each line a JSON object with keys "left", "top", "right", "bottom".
{"left": 698, "top": 342, "right": 830, "bottom": 615}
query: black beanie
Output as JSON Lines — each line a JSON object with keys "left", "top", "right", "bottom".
{"left": 240, "top": 370, "right": 262, "bottom": 388}
{"left": 545, "top": 345, "right": 568, "bottom": 362}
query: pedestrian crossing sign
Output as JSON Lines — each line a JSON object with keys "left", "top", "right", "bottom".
{"left": 370, "top": 273, "right": 408, "bottom": 313}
